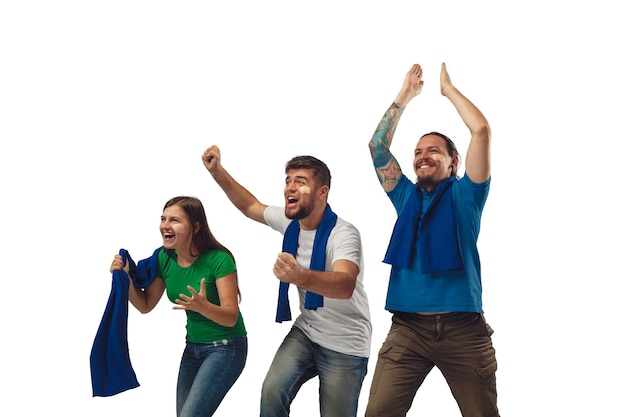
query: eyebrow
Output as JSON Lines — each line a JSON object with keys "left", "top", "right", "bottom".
{"left": 415, "top": 145, "right": 442, "bottom": 152}
{"left": 286, "top": 175, "right": 309, "bottom": 182}
{"left": 161, "top": 215, "right": 182, "bottom": 220}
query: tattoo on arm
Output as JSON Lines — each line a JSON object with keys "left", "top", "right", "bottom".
{"left": 379, "top": 160, "right": 402, "bottom": 185}
{"left": 369, "top": 103, "right": 404, "bottom": 186}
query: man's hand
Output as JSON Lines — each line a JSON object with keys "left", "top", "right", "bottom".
{"left": 202, "top": 145, "right": 221, "bottom": 173}
{"left": 395, "top": 63, "right": 424, "bottom": 107}
{"left": 440, "top": 62, "right": 453, "bottom": 97}
{"left": 273, "top": 253, "right": 301, "bottom": 284}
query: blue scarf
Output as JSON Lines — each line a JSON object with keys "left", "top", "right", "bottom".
{"left": 383, "top": 177, "right": 463, "bottom": 273}
{"left": 275, "top": 205, "right": 337, "bottom": 323}
{"left": 90, "top": 247, "right": 162, "bottom": 397}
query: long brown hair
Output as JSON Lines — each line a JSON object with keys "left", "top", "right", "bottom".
{"left": 163, "top": 196, "right": 241, "bottom": 299}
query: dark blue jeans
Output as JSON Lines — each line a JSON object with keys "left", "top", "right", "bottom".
{"left": 260, "top": 327, "right": 368, "bottom": 417}
{"left": 176, "top": 336, "right": 248, "bottom": 417}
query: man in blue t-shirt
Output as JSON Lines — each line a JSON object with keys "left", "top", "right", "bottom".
{"left": 365, "top": 63, "right": 500, "bottom": 417}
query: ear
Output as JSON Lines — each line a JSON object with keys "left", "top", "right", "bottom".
{"left": 317, "top": 185, "right": 329, "bottom": 200}
{"left": 193, "top": 221, "right": 201, "bottom": 234}
{"left": 450, "top": 155, "right": 459, "bottom": 170}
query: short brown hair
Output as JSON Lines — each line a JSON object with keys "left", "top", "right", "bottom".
{"left": 285, "top": 155, "right": 331, "bottom": 188}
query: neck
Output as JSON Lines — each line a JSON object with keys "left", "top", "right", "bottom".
{"left": 418, "top": 175, "right": 453, "bottom": 192}
{"left": 299, "top": 203, "right": 327, "bottom": 231}
{"left": 175, "top": 247, "right": 198, "bottom": 267}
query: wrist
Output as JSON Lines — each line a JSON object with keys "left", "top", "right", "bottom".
{"left": 394, "top": 91, "right": 413, "bottom": 107}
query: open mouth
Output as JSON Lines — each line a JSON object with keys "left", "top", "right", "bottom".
{"left": 417, "top": 162, "right": 434, "bottom": 170}
{"left": 286, "top": 196, "right": 299, "bottom": 207}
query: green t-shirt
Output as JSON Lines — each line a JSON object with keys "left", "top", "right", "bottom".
{"left": 158, "top": 248, "right": 246, "bottom": 343}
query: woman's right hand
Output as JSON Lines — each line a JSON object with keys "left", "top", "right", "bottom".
{"left": 110, "top": 254, "right": 130, "bottom": 274}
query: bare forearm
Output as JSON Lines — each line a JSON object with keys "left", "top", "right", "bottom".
{"left": 444, "top": 84, "right": 491, "bottom": 182}
{"left": 128, "top": 285, "right": 149, "bottom": 313}
{"left": 368, "top": 102, "right": 405, "bottom": 191}
{"left": 128, "top": 281, "right": 162, "bottom": 314}
{"left": 209, "top": 165, "right": 266, "bottom": 222}
{"left": 195, "top": 303, "right": 240, "bottom": 327}
{"left": 444, "top": 85, "right": 490, "bottom": 140}
{"left": 295, "top": 269, "right": 356, "bottom": 299}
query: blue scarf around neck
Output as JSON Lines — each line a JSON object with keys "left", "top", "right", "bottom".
{"left": 383, "top": 176, "right": 463, "bottom": 273}
{"left": 275, "top": 204, "right": 337, "bottom": 323}
{"left": 90, "top": 246, "right": 162, "bottom": 397}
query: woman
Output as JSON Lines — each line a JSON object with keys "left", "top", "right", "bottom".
{"left": 110, "top": 196, "right": 247, "bottom": 417}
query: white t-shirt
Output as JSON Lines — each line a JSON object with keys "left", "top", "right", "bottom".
{"left": 264, "top": 206, "right": 372, "bottom": 358}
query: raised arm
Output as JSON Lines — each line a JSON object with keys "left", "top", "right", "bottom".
{"left": 369, "top": 64, "right": 424, "bottom": 192}
{"left": 440, "top": 63, "right": 491, "bottom": 183}
{"left": 202, "top": 145, "right": 268, "bottom": 224}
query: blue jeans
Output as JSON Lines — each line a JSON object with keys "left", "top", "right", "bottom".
{"left": 260, "top": 327, "right": 368, "bottom": 417}
{"left": 176, "top": 336, "right": 248, "bottom": 417}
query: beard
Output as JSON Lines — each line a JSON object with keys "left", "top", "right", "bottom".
{"left": 417, "top": 174, "right": 439, "bottom": 190}
{"left": 285, "top": 203, "right": 313, "bottom": 220}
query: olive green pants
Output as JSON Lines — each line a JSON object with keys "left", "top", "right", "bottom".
{"left": 365, "top": 312, "right": 499, "bottom": 417}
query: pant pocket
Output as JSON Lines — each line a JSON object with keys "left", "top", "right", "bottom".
{"left": 368, "top": 342, "right": 394, "bottom": 396}
{"left": 476, "top": 358, "right": 497, "bottom": 385}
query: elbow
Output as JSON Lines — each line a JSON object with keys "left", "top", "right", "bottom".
{"left": 139, "top": 302, "right": 159, "bottom": 314}
{"left": 474, "top": 122, "right": 491, "bottom": 142}
{"left": 220, "top": 308, "right": 241, "bottom": 327}
{"left": 136, "top": 306, "right": 154, "bottom": 314}
{"left": 329, "top": 266, "right": 359, "bottom": 299}
{"left": 337, "top": 280, "right": 357, "bottom": 299}
{"left": 368, "top": 140, "right": 378, "bottom": 160}
{"left": 131, "top": 300, "right": 156, "bottom": 314}
{"left": 221, "top": 314, "right": 240, "bottom": 328}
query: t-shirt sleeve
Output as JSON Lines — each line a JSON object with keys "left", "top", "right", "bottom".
{"left": 328, "top": 221, "right": 362, "bottom": 269}
{"left": 263, "top": 206, "right": 292, "bottom": 234}
{"left": 212, "top": 250, "right": 237, "bottom": 280}
{"left": 386, "top": 174, "right": 415, "bottom": 216}
{"left": 457, "top": 173, "right": 490, "bottom": 210}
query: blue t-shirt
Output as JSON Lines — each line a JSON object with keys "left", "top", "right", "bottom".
{"left": 384, "top": 174, "right": 490, "bottom": 313}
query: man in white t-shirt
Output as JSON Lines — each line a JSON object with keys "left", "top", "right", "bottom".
{"left": 202, "top": 145, "right": 372, "bottom": 417}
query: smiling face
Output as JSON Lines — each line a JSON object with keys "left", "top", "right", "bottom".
{"left": 414, "top": 134, "right": 458, "bottom": 190}
{"left": 160, "top": 204, "right": 197, "bottom": 252}
{"left": 283, "top": 168, "right": 317, "bottom": 220}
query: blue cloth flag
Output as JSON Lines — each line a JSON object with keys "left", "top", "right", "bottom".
{"left": 276, "top": 205, "right": 337, "bottom": 323}
{"left": 90, "top": 247, "right": 162, "bottom": 397}
{"left": 383, "top": 177, "right": 463, "bottom": 273}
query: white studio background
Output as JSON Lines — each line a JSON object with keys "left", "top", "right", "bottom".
{"left": 1, "top": 1, "right": 624, "bottom": 416}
